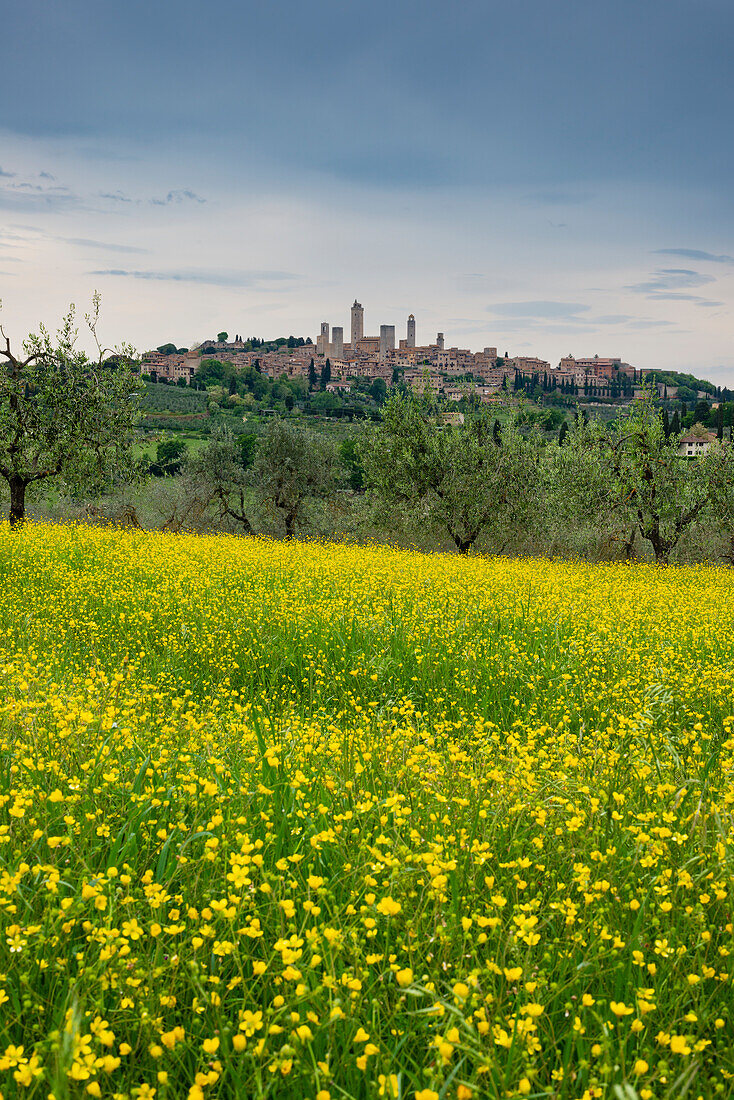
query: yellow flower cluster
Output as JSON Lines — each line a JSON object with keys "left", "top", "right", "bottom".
{"left": 0, "top": 521, "right": 733, "bottom": 1099}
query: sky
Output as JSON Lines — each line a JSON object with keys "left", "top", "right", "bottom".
{"left": 1, "top": 0, "right": 733, "bottom": 378}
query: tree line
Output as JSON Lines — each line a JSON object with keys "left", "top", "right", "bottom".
{"left": 149, "top": 387, "right": 734, "bottom": 564}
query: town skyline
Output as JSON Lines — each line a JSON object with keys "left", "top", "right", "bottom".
{"left": 138, "top": 299, "right": 703, "bottom": 382}
{"left": 142, "top": 303, "right": 663, "bottom": 410}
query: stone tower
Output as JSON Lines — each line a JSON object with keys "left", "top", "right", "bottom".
{"left": 317, "top": 321, "right": 330, "bottom": 356}
{"left": 436, "top": 332, "right": 445, "bottom": 350}
{"left": 351, "top": 300, "right": 364, "bottom": 347}
{"left": 379, "top": 324, "right": 395, "bottom": 362}
{"left": 332, "top": 327, "right": 344, "bottom": 359}
{"left": 407, "top": 314, "right": 416, "bottom": 348}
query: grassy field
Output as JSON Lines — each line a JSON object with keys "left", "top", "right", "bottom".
{"left": 0, "top": 524, "right": 733, "bottom": 1099}
{"left": 134, "top": 434, "right": 212, "bottom": 461}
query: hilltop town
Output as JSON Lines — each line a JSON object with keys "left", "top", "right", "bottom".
{"left": 141, "top": 300, "right": 653, "bottom": 403}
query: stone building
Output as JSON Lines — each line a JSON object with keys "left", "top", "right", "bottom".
{"left": 351, "top": 301, "right": 364, "bottom": 346}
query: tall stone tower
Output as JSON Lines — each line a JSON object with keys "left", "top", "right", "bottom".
{"left": 317, "top": 321, "right": 329, "bottom": 356}
{"left": 407, "top": 314, "right": 416, "bottom": 348}
{"left": 332, "top": 327, "right": 344, "bottom": 359}
{"left": 436, "top": 332, "right": 445, "bottom": 350}
{"left": 379, "top": 324, "right": 395, "bottom": 362}
{"left": 351, "top": 300, "right": 364, "bottom": 347}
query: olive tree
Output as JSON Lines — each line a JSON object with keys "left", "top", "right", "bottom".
{"left": 556, "top": 390, "right": 734, "bottom": 563}
{"left": 0, "top": 296, "right": 138, "bottom": 525}
{"left": 185, "top": 420, "right": 337, "bottom": 539}
{"left": 184, "top": 427, "right": 256, "bottom": 533}
{"left": 253, "top": 419, "right": 338, "bottom": 539}
{"left": 361, "top": 390, "right": 531, "bottom": 554}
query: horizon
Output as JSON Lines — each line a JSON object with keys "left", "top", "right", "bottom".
{"left": 1, "top": 0, "right": 733, "bottom": 380}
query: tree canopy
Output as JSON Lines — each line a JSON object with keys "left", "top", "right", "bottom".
{"left": 555, "top": 388, "right": 734, "bottom": 562}
{"left": 362, "top": 390, "right": 531, "bottom": 553}
{"left": 0, "top": 296, "right": 139, "bottom": 525}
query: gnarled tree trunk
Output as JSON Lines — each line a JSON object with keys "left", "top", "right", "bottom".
{"left": 8, "top": 476, "right": 28, "bottom": 528}
{"left": 644, "top": 525, "right": 674, "bottom": 565}
{"left": 450, "top": 527, "right": 478, "bottom": 554}
{"left": 284, "top": 510, "right": 297, "bottom": 539}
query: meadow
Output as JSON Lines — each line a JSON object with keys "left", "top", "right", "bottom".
{"left": 0, "top": 523, "right": 732, "bottom": 1100}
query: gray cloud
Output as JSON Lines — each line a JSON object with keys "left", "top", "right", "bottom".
{"left": 628, "top": 268, "right": 716, "bottom": 294}
{"left": 99, "top": 190, "right": 136, "bottom": 203}
{"left": 0, "top": 185, "right": 82, "bottom": 212}
{"left": 150, "top": 189, "right": 206, "bottom": 206}
{"left": 7, "top": 177, "right": 70, "bottom": 193}
{"left": 653, "top": 248, "right": 734, "bottom": 265}
{"left": 488, "top": 301, "right": 591, "bottom": 320}
{"left": 65, "top": 237, "right": 149, "bottom": 254}
{"left": 485, "top": 303, "right": 677, "bottom": 334}
{"left": 0, "top": 167, "right": 16, "bottom": 178}
{"left": 634, "top": 292, "right": 724, "bottom": 307}
{"left": 89, "top": 268, "right": 297, "bottom": 288}
{"left": 98, "top": 188, "right": 206, "bottom": 207}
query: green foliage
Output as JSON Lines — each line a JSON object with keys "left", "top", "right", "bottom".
{"left": 518, "top": 405, "right": 566, "bottom": 431}
{"left": 237, "top": 432, "right": 257, "bottom": 469}
{"left": 307, "top": 391, "right": 341, "bottom": 415}
{"left": 253, "top": 419, "right": 338, "bottom": 538}
{"left": 692, "top": 399, "right": 712, "bottom": 426}
{"left": 149, "top": 438, "right": 188, "bottom": 477}
{"left": 362, "top": 390, "right": 532, "bottom": 553}
{"left": 340, "top": 437, "right": 365, "bottom": 491}
{"left": 645, "top": 368, "right": 716, "bottom": 395}
{"left": 555, "top": 388, "right": 734, "bottom": 562}
{"left": 185, "top": 428, "right": 255, "bottom": 533}
{"left": 196, "top": 358, "right": 228, "bottom": 385}
{"left": 0, "top": 296, "right": 139, "bottom": 524}
{"left": 369, "top": 378, "right": 387, "bottom": 405}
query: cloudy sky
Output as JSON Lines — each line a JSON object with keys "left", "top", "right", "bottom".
{"left": 1, "top": 0, "right": 733, "bottom": 377}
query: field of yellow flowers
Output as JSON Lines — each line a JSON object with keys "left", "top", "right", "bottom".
{"left": 0, "top": 523, "right": 733, "bottom": 1100}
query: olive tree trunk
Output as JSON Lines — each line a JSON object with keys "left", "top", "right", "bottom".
{"left": 8, "top": 476, "right": 28, "bottom": 528}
